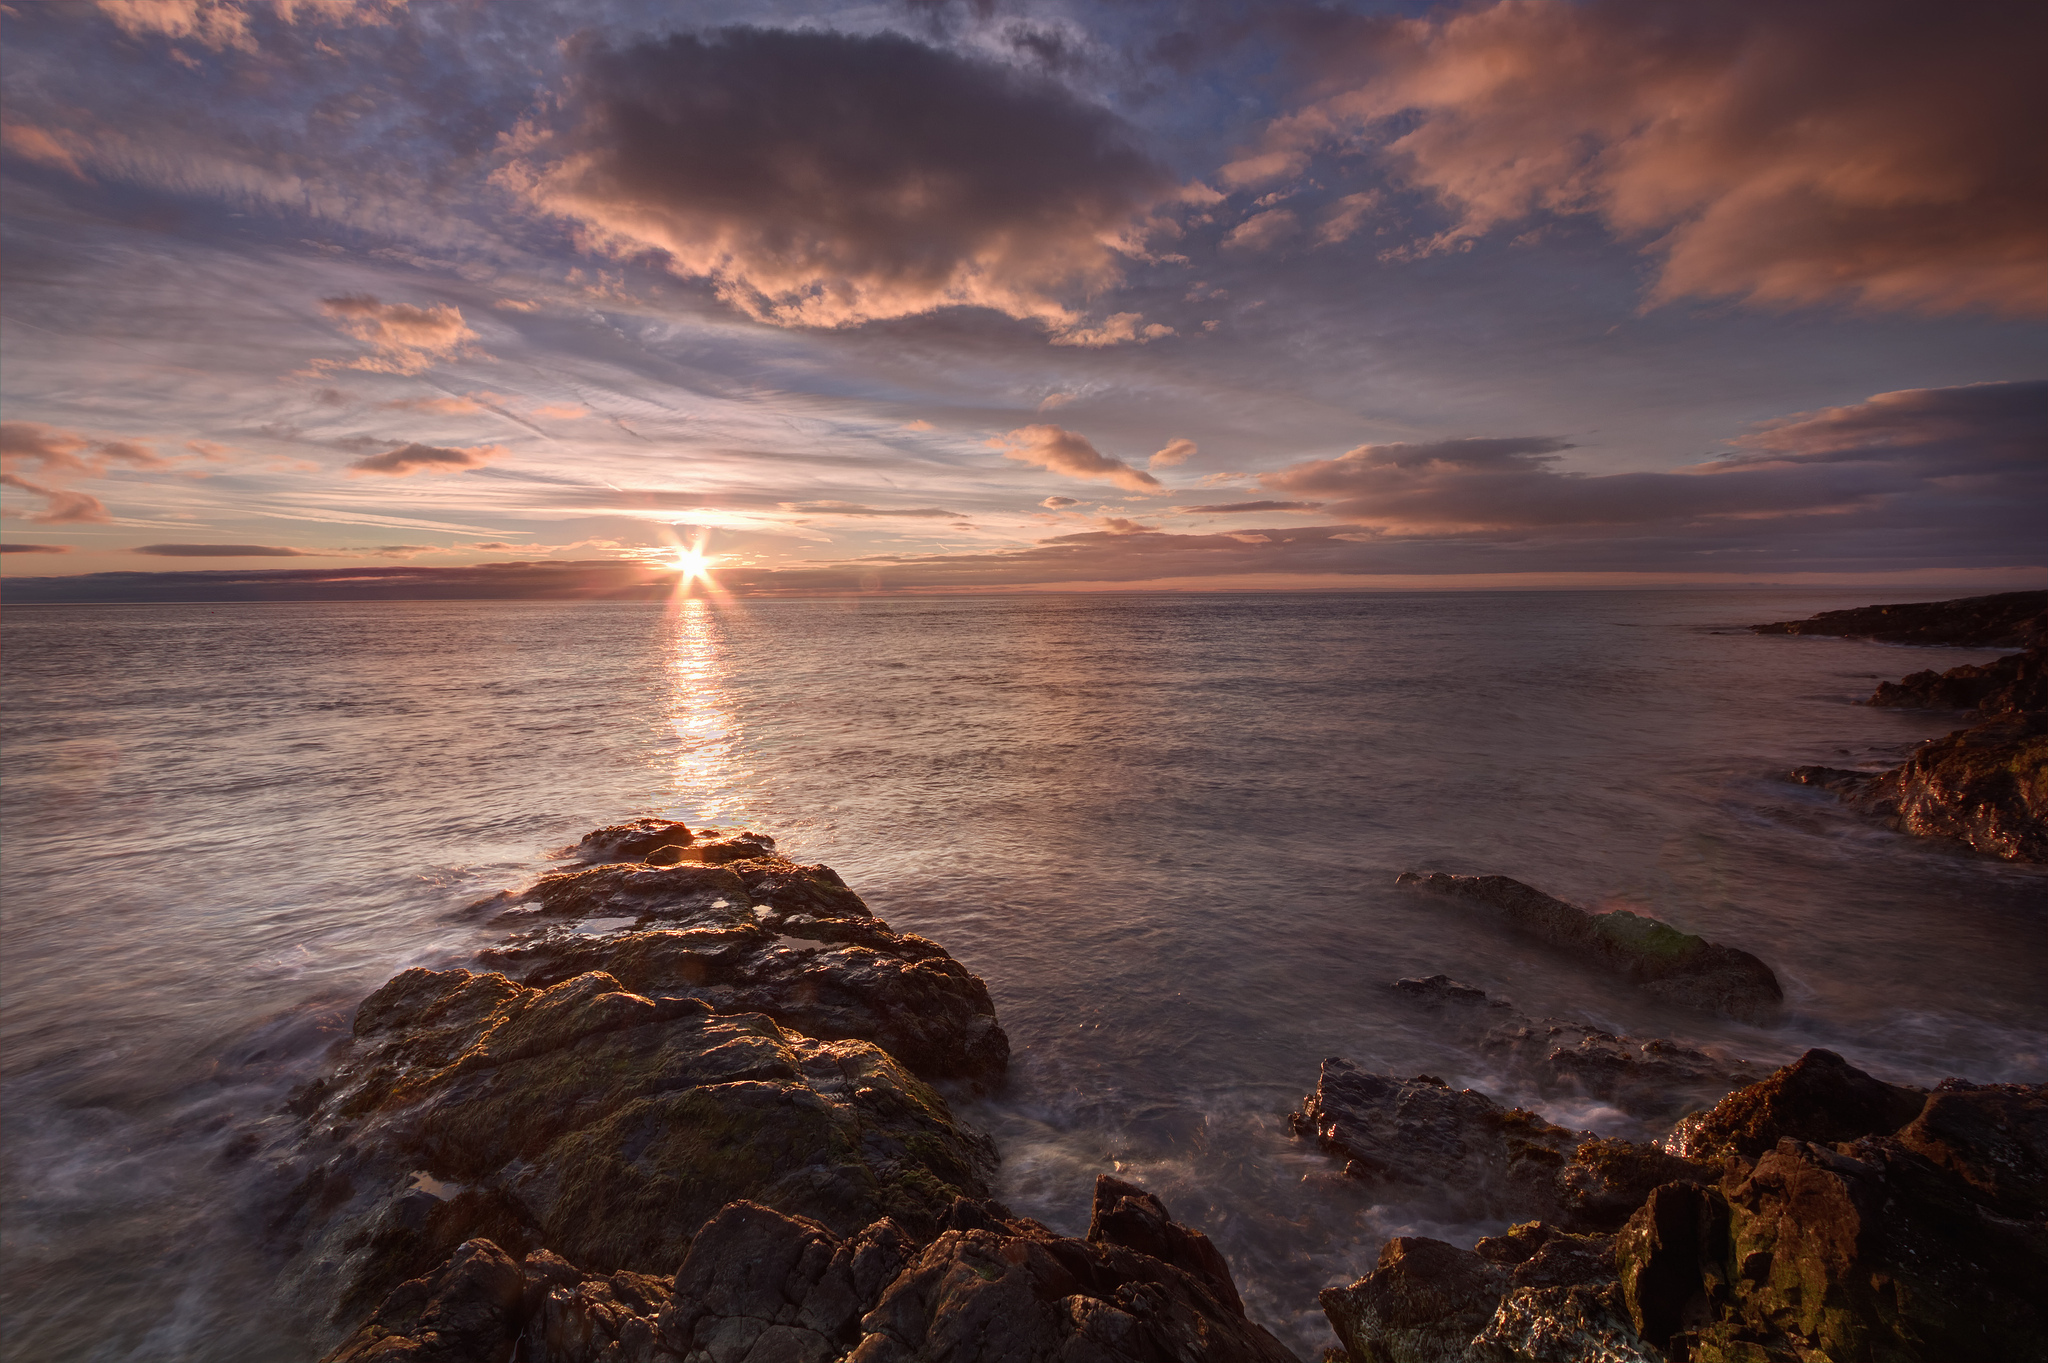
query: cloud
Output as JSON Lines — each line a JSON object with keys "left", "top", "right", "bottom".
{"left": 1040, "top": 496, "right": 1080, "bottom": 509}
{"left": 498, "top": 27, "right": 1176, "bottom": 338}
{"left": 1315, "top": 192, "right": 1382, "bottom": 246}
{"left": 902, "top": 420, "right": 934, "bottom": 431}
{"left": 1, "top": 124, "right": 90, "bottom": 180}
{"left": 1097, "top": 517, "right": 1158, "bottom": 534}
{"left": 1173, "top": 500, "right": 1324, "bottom": 514}
{"left": 781, "top": 501, "right": 964, "bottom": 518}
{"left": 381, "top": 395, "right": 487, "bottom": 415}
{"left": 347, "top": 442, "right": 504, "bottom": 477}
{"left": 318, "top": 295, "right": 479, "bottom": 375}
{"left": 493, "top": 299, "right": 542, "bottom": 312}
{"left": 988, "top": 424, "right": 1165, "bottom": 494}
{"left": 1150, "top": 437, "right": 1198, "bottom": 468}
{"left": 0, "top": 475, "right": 111, "bottom": 524}
{"left": 1046, "top": 312, "right": 1174, "bottom": 348}
{"left": 348, "top": 544, "right": 441, "bottom": 558}
{"left": 91, "top": 0, "right": 408, "bottom": 51}
{"left": 0, "top": 423, "right": 168, "bottom": 524}
{"left": 1258, "top": 382, "right": 2047, "bottom": 538}
{"left": 0, "top": 543, "right": 71, "bottom": 554}
{"left": 531, "top": 403, "right": 589, "bottom": 420}
{"left": 133, "top": 543, "right": 317, "bottom": 556}
{"left": 1234, "top": 0, "right": 2048, "bottom": 315}
{"left": 1222, "top": 208, "right": 1299, "bottom": 253}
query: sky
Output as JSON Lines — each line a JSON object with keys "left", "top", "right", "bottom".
{"left": 2, "top": 0, "right": 2044, "bottom": 599}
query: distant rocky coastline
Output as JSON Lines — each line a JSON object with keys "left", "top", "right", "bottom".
{"left": 1756, "top": 589, "right": 2047, "bottom": 861}
{"left": 264, "top": 818, "right": 1292, "bottom": 1362}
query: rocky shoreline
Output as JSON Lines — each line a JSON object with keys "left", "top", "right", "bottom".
{"left": 1756, "top": 589, "right": 2047, "bottom": 861}
{"left": 252, "top": 593, "right": 2046, "bottom": 1361}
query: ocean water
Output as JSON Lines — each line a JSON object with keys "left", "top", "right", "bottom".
{"left": 1, "top": 589, "right": 2042, "bottom": 1360}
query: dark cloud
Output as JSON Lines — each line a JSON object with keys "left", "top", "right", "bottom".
{"left": 1234, "top": 0, "right": 2048, "bottom": 316}
{"left": 1, "top": 559, "right": 679, "bottom": 603}
{"left": 0, "top": 542, "right": 70, "bottom": 553}
{"left": 1174, "top": 500, "right": 1323, "bottom": 514}
{"left": 347, "top": 442, "right": 503, "bottom": 477}
{"left": 1040, "top": 496, "right": 1080, "bottom": 509}
{"left": 500, "top": 26, "right": 1177, "bottom": 339}
{"left": 1257, "top": 383, "right": 2046, "bottom": 547}
{"left": 991, "top": 424, "right": 1165, "bottom": 494}
{"left": 133, "top": 544, "right": 318, "bottom": 557}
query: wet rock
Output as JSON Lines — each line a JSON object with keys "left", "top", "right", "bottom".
{"left": 1614, "top": 1055, "right": 2048, "bottom": 1362}
{"left": 1322, "top": 1051, "right": 2048, "bottom": 1363}
{"left": 1321, "top": 1237, "right": 1507, "bottom": 1363}
{"left": 1663, "top": 1048, "right": 1926, "bottom": 1161}
{"left": 1799, "top": 711, "right": 2048, "bottom": 862}
{"left": 1557, "top": 1139, "right": 1718, "bottom": 1234}
{"left": 575, "top": 817, "right": 696, "bottom": 862}
{"left": 1391, "top": 975, "right": 1767, "bottom": 1123}
{"left": 1288, "top": 1059, "right": 1585, "bottom": 1222}
{"left": 273, "top": 966, "right": 996, "bottom": 1341}
{"left": 481, "top": 925, "right": 1008, "bottom": 1086}
{"left": 322, "top": 1238, "right": 526, "bottom": 1363}
{"left": 1750, "top": 589, "right": 2048, "bottom": 647}
{"left": 1087, "top": 1174, "right": 1244, "bottom": 1315}
{"left": 855, "top": 1177, "right": 1298, "bottom": 1363}
{"left": 1394, "top": 876, "right": 1782, "bottom": 1021}
{"left": 1868, "top": 645, "right": 2047, "bottom": 714}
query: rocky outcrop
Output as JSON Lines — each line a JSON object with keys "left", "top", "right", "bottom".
{"left": 1868, "top": 645, "right": 2047, "bottom": 714}
{"left": 1750, "top": 590, "right": 2047, "bottom": 647}
{"left": 1316, "top": 1050, "right": 2048, "bottom": 1363}
{"left": 1791, "top": 710, "right": 2048, "bottom": 861}
{"left": 281, "top": 819, "right": 1286, "bottom": 1363}
{"left": 1391, "top": 975, "right": 1766, "bottom": 1124}
{"left": 1394, "top": 875, "right": 1782, "bottom": 1020}
{"left": 323, "top": 1178, "right": 1299, "bottom": 1363}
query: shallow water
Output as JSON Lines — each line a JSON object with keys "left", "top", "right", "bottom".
{"left": 2, "top": 589, "right": 2042, "bottom": 1358}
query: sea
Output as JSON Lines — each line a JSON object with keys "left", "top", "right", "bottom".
{"left": 2, "top": 589, "right": 2043, "bottom": 1360}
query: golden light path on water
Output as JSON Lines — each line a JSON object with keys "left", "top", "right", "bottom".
{"left": 662, "top": 583, "right": 746, "bottom": 823}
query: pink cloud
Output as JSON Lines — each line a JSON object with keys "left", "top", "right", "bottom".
{"left": 318, "top": 295, "right": 478, "bottom": 375}
{"left": 1231, "top": 0, "right": 2048, "bottom": 315}
{"left": 346, "top": 442, "right": 504, "bottom": 476}
{"left": 1150, "top": 437, "right": 1198, "bottom": 468}
{"left": 989, "top": 425, "right": 1165, "bottom": 495}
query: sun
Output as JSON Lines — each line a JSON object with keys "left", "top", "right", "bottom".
{"left": 673, "top": 547, "right": 711, "bottom": 579}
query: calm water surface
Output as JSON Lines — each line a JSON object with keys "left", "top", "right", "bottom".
{"left": 2, "top": 590, "right": 2043, "bottom": 1359}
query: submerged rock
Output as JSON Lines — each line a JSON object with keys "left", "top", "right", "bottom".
{"left": 1750, "top": 589, "right": 2047, "bottom": 647}
{"left": 325, "top": 1178, "right": 1297, "bottom": 1363}
{"left": 1391, "top": 974, "right": 1767, "bottom": 1124}
{"left": 1394, "top": 875, "right": 1782, "bottom": 1020}
{"left": 1288, "top": 1059, "right": 1586, "bottom": 1223}
{"left": 1791, "top": 711, "right": 2048, "bottom": 862}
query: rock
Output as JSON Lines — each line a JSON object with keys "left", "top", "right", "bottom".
{"left": 1750, "top": 590, "right": 2048, "bottom": 647}
{"left": 481, "top": 926, "right": 1008, "bottom": 1087}
{"left": 1288, "top": 1059, "right": 1585, "bottom": 1222}
{"left": 1320, "top": 1237, "right": 1507, "bottom": 1363}
{"left": 1394, "top": 875, "right": 1782, "bottom": 1021}
{"left": 272, "top": 966, "right": 997, "bottom": 1341}
{"left": 1391, "top": 975, "right": 1767, "bottom": 1123}
{"left": 1321, "top": 1051, "right": 2048, "bottom": 1363}
{"left": 575, "top": 817, "right": 696, "bottom": 862}
{"left": 1868, "top": 645, "right": 2047, "bottom": 714}
{"left": 850, "top": 1178, "right": 1298, "bottom": 1363}
{"left": 1614, "top": 1055, "right": 2048, "bottom": 1362}
{"left": 322, "top": 1238, "right": 526, "bottom": 1363}
{"left": 1087, "top": 1174, "right": 1245, "bottom": 1315}
{"left": 1664, "top": 1048, "right": 1926, "bottom": 1161}
{"left": 1557, "top": 1138, "right": 1718, "bottom": 1233}
{"left": 1815, "top": 711, "right": 2048, "bottom": 862}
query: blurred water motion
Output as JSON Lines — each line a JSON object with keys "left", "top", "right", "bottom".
{"left": 1, "top": 590, "right": 2042, "bottom": 1359}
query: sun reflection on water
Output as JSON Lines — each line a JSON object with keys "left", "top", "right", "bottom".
{"left": 664, "top": 595, "right": 746, "bottom": 821}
